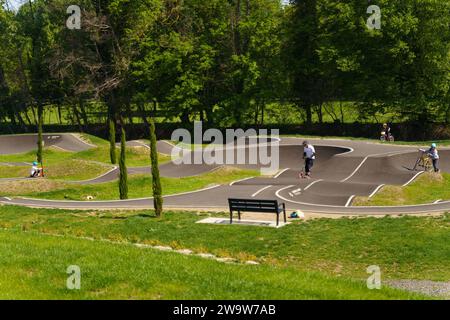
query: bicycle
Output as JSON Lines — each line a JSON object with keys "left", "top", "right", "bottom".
{"left": 413, "top": 149, "right": 433, "bottom": 172}
{"left": 380, "top": 131, "right": 395, "bottom": 142}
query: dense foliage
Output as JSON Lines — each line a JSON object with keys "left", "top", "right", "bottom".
{"left": 0, "top": 0, "right": 449, "bottom": 126}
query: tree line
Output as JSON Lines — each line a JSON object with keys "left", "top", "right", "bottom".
{"left": 0, "top": 0, "right": 449, "bottom": 127}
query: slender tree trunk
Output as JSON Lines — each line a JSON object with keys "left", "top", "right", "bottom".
{"left": 317, "top": 104, "right": 323, "bottom": 124}
{"left": 261, "top": 103, "right": 265, "bottom": 125}
{"left": 339, "top": 102, "right": 345, "bottom": 124}
{"left": 149, "top": 117, "right": 163, "bottom": 217}
{"left": 57, "top": 105, "right": 62, "bottom": 124}
{"left": 79, "top": 99, "right": 89, "bottom": 127}
{"left": 26, "top": 107, "right": 35, "bottom": 125}
{"left": 137, "top": 102, "right": 148, "bottom": 125}
{"left": 125, "top": 100, "right": 134, "bottom": 124}
{"left": 305, "top": 104, "right": 312, "bottom": 125}
{"left": 118, "top": 119, "right": 128, "bottom": 200}
{"left": 37, "top": 104, "right": 43, "bottom": 163}
{"left": 109, "top": 116, "right": 117, "bottom": 164}
{"left": 73, "top": 105, "right": 83, "bottom": 132}
{"left": 254, "top": 101, "right": 259, "bottom": 126}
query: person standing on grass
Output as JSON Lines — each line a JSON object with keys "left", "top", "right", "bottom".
{"left": 427, "top": 143, "right": 440, "bottom": 173}
{"left": 302, "top": 140, "right": 316, "bottom": 178}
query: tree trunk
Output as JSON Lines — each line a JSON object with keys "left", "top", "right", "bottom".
{"left": 73, "top": 105, "right": 84, "bottom": 133}
{"left": 108, "top": 117, "right": 117, "bottom": 164}
{"left": 305, "top": 104, "right": 312, "bottom": 125}
{"left": 316, "top": 104, "right": 323, "bottom": 124}
{"left": 79, "top": 100, "right": 89, "bottom": 128}
{"left": 119, "top": 119, "right": 128, "bottom": 200}
{"left": 261, "top": 103, "right": 265, "bottom": 125}
{"left": 149, "top": 117, "right": 163, "bottom": 217}
{"left": 37, "top": 104, "right": 43, "bottom": 164}
{"left": 125, "top": 100, "right": 134, "bottom": 124}
{"left": 57, "top": 105, "right": 62, "bottom": 124}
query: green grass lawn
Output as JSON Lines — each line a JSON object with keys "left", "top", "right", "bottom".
{"left": 354, "top": 173, "right": 450, "bottom": 206}
{"left": 0, "top": 206, "right": 448, "bottom": 283}
{"left": 15, "top": 167, "right": 258, "bottom": 200}
{"left": 0, "top": 228, "right": 420, "bottom": 299}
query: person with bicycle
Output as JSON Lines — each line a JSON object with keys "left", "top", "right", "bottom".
{"left": 427, "top": 143, "right": 440, "bottom": 173}
{"left": 381, "top": 123, "right": 392, "bottom": 141}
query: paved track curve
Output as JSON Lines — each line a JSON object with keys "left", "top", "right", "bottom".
{"left": 1, "top": 134, "right": 449, "bottom": 215}
{"left": 0, "top": 133, "right": 96, "bottom": 154}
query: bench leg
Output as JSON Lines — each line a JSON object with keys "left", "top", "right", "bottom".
{"left": 230, "top": 209, "right": 233, "bottom": 224}
{"left": 276, "top": 213, "right": 279, "bottom": 227}
{"left": 238, "top": 210, "right": 241, "bottom": 221}
{"left": 283, "top": 203, "right": 287, "bottom": 223}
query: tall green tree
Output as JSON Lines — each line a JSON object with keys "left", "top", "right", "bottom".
{"left": 149, "top": 117, "right": 163, "bottom": 217}
{"left": 286, "top": 0, "right": 450, "bottom": 124}
{"left": 118, "top": 118, "right": 128, "bottom": 200}
{"left": 108, "top": 116, "right": 117, "bottom": 164}
{"left": 36, "top": 104, "right": 43, "bottom": 163}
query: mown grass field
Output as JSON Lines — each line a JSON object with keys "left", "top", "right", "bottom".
{"left": 0, "top": 229, "right": 420, "bottom": 300}
{"left": 0, "top": 206, "right": 448, "bottom": 283}
{"left": 0, "top": 206, "right": 440, "bottom": 299}
{"left": 354, "top": 173, "right": 450, "bottom": 206}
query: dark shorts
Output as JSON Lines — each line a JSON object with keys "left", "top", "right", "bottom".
{"left": 305, "top": 158, "right": 314, "bottom": 173}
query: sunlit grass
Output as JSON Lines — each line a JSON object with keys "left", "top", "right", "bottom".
{"left": 0, "top": 206, "right": 448, "bottom": 283}
{"left": 0, "top": 228, "right": 421, "bottom": 299}
{"left": 20, "top": 167, "right": 259, "bottom": 201}
{"left": 354, "top": 173, "right": 450, "bottom": 206}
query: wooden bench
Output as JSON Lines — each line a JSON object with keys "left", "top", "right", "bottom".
{"left": 228, "top": 198, "right": 287, "bottom": 227}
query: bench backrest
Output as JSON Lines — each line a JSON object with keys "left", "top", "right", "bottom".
{"left": 228, "top": 198, "right": 279, "bottom": 213}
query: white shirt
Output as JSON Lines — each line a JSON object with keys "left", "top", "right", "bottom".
{"left": 428, "top": 148, "right": 439, "bottom": 160}
{"left": 304, "top": 144, "right": 316, "bottom": 160}
{"left": 31, "top": 165, "right": 38, "bottom": 176}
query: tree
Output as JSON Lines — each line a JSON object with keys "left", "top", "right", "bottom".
{"left": 36, "top": 104, "right": 43, "bottom": 163}
{"left": 285, "top": 0, "right": 450, "bottom": 124}
{"left": 149, "top": 116, "right": 163, "bottom": 217}
{"left": 118, "top": 119, "right": 128, "bottom": 200}
{"left": 108, "top": 116, "right": 117, "bottom": 164}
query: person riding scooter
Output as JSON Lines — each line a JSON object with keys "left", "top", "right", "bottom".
{"left": 301, "top": 140, "right": 316, "bottom": 178}
{"left": 30, "top": 161, "right": 43, "bottom": 178}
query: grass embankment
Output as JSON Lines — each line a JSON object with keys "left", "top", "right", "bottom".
{"left": 0, "top": 158, "right": 110, "bottom": 181}
{"left": 0, "top": 230, "right": 417, "bottom": 300}
{"left": 0, "top": 212, "right": 432, "bottom": 299}
{"left": 354, "top": 173, "right": 450, "bottom": 206}
{"left": 0, "top": 167, "right": 258, "bottom": 199}
{"left": 0, "top": 134, "right": 171, "bottom": 180}
{"left": 0, "top": 206, "right": 448, "bottom": 283}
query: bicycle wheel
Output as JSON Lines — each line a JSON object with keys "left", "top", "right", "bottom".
{"left": 424, "top": 159, "right": 433, "bottom": 172}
